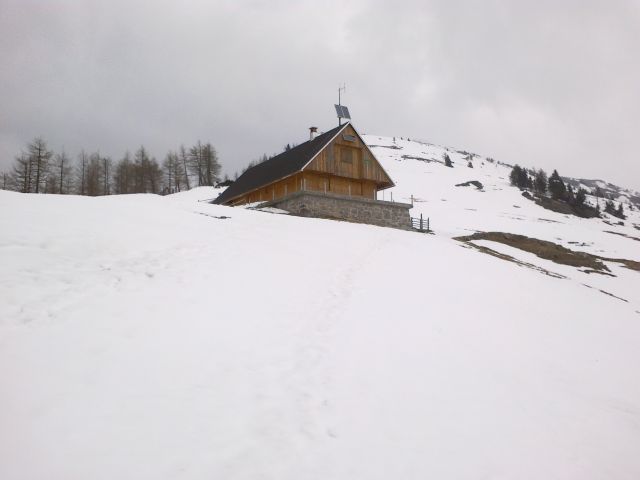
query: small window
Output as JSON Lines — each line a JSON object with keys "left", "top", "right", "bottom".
{"left": 342, "top": 134, "right": 356, "bottom": 142}
{"left": 341, "top": 148, "right": 353, "bottom": 164}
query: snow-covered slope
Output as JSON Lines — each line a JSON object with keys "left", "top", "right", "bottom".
{"left": 366, "top": 135, "right": 639, "bottom": 248}
{"left": 366, "top": 135, "right": 640, "bottom": 311}
{"left": 1, "top": 138, "right": 639, "bottom": 479}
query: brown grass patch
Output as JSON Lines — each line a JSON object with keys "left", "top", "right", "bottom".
{"left": 454, "top": 231, "right": 640, "bottom": 273}
{"left": 455, "top": 232, "right": 609, "bottom": 271}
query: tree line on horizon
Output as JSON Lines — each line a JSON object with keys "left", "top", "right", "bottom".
{"left": 0, "top": 137, "right": 222, "bottom": 196}
{"left": 509, "top": 165, "right": 626, "bottom": 219}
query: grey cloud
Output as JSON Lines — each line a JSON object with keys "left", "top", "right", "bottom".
{"left": 1, "top": 0, "right": 639, "bottom": 189}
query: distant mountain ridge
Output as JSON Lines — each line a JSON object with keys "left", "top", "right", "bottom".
{"left": 562, "top": 178, "right": 640, "bottom": 208}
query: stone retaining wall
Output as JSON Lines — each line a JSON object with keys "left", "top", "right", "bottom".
{"left": 260, "top": 191, "right": 412, "bottom": 230}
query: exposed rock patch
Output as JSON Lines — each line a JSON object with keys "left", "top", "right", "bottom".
{"left": 368, "top": 144, "right": 401, "bottom": 150}
{"left": 401, "top": 154, "right": 440, "bottom": 163}
{"left": 455, "top": 180, "right": 484, "bottom": 190}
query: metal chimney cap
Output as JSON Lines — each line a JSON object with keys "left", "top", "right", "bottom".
{"left": 309, "top": 126, "right": 319, "bottom": 141}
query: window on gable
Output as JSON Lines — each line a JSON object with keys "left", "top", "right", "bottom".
{"left": 341, "top": 148, "right": 353, "bottom": 164}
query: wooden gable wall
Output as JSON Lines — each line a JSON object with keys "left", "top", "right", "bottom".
{"left": 304, "top": 124, "right": 392, "bottom": 187}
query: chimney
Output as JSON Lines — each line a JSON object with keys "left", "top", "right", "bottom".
{"left": 309, "top": 126, "right": 318, "bottom": 141}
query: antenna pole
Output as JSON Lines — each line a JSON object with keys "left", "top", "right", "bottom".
{"left": 338, "top": 83, "right": 346, "bottom": 126}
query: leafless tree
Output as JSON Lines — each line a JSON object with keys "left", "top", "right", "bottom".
{"left": 26, "top": 137, "right": 53, "bottom": 193}
{"left": 189, "top": 141, "right": 220, "bottom": 186}
{"left": 162, "top": 150, "right": 184, "bottom": 193}
{"left": 6, "top": 138, "right": 52, "bottom": 193}
{"left": 76, "top": 150, "right": 89, "bottom": 195}
{"left": 113, "top": 152, "right": 134, "bottom": 194}
{"left": 132, "top": 146, "right": 162, "bottom": 194}
{"left": 179, "top": 145, "right": 191, "bottom": 190}
{"left": 102, "top": 156, "right": 112, "bottom": 195}
{"left": 45, "top": 151, "right": 73, "bottom": 194}
{"left": 86, "top": 153, "right": 102, "bottom": 196}
{"left": 10, "top": 152, "right": 32, "bottom": 193}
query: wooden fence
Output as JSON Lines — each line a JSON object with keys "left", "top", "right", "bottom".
{"left": 411, "top": 214, "right": 430, "bottom": 232}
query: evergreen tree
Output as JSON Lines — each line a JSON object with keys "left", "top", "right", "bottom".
{"left": 603, "top": 200, "right": 625, "bottom": 219}
{"left": 443, "top": 153, "right": 453, "bottom": 167}
{"left": 566, "top": 184, "right": 575, "bottom": 204}
{"left": 534, "top": 169, "right": 547, "bottom": 194}
{"left": 594, "top": 186, "right": 603, "bottom": 199}
{"left": 575, "top": 188, "right": 587, "bottom": 207}
{"left": 509, "top": 165, "right": 522, "bottom": 187}
{"left": 510, "top": 165, "right": 530, "bottom": 189}
{"left": 526, "top": 174, "right": 534, "bottom": 190}
{"left": 604, "top": 200, "right": 616, "bottom": 215}
{"left": 548, "top": 169, "right": 566, "bottom": 200}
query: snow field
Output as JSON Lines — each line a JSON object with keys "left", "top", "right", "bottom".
{"left": 1, "top": 185, "right": 640, "bottom": 479}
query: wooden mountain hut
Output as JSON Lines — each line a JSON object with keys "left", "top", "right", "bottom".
{"left": 213, "top": 122, "right": 412, "bottom": 229}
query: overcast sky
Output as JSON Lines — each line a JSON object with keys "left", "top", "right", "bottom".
{"left": 1, "top": 0, "right": 639, "bottom": 189}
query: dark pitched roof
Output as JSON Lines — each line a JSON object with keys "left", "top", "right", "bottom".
{"left": 213, "top": 123, "right": 348, "bottom": 204}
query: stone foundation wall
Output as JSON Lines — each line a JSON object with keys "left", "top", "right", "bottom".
{"left": 261, "top": 191, "right": 412, "bottom": 230}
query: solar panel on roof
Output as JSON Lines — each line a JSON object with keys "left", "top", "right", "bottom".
{"left": 334, "top": 104, "right": 351, "bottom": 119}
